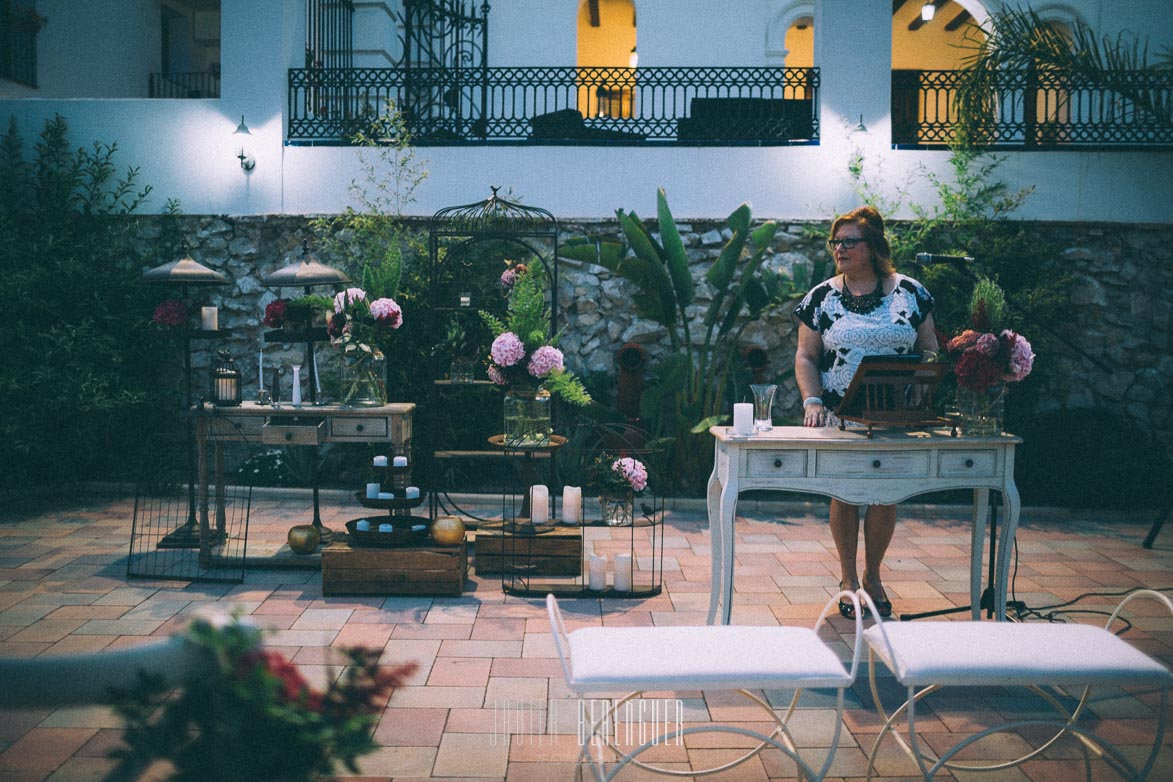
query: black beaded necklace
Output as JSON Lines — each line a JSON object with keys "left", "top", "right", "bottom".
{"left": 839, "top": 275, "right": 884, "bottom": 314}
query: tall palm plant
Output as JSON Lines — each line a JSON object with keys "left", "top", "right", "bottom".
{"left": 955, "top": 6, "right": 1173, "bottom": 146}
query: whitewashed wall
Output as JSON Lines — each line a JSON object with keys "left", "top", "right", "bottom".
{"left": 0, "top": 0, "right": 1169, "bottom": 223}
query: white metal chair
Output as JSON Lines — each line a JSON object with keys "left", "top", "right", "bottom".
{"left": 547, "top": 591, "right": 863, "bottom": 781}
{"left": 860, "top": 588, "right": 1173, "bottom": 781}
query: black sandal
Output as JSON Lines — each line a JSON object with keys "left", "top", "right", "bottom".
{"left": 863, "top": 578, "right": 893, "bottom": 619}
{"left": 838, "top": 583, "right": 868, "bottom": 620}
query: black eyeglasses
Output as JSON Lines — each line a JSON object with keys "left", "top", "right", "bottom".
{"left": 828, "top": 237, "right": 866, "bottom": 250}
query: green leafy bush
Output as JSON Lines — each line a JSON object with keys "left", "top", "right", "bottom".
{"left": 0, "top": 115, "right": 171, "bottom": 487}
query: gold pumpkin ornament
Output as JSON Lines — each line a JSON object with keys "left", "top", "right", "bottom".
{"left": 430, "top": 516, "right": 466, "bottom": 546}
{"left": 286, "top": 524, "right": 321, "bottom": 554}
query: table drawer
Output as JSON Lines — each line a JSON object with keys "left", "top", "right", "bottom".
{"left": 815, "top": 450, "right": 930, "bottom": 478}
{"left": 938, "top": 449, "right": 998, "bottom": 478}
{"left": 261, "top": 419, "right": 325, "bottom": 446}
{"left": 329, "top": 417, "right": 389, "bottom": 440}
{"left": 744, "top": 450, "right": 807, "bottom": 478}
{"left": 205, "top": 415, "right": 264, "bottom": 441}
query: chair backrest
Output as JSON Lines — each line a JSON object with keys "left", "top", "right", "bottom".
{"left": 546, "top": 593, "right": 575, "bottom": 686}
{"left": 0, "top": 634, "right": 215, "bottom": 709}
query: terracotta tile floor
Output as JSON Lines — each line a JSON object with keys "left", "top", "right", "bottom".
{"left": 0, "top": 490, "right": 1170, "bottom": 781}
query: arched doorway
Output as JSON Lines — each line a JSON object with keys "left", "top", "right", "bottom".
{"left": 576, "top": 0, "right": 637, "bottom": 118}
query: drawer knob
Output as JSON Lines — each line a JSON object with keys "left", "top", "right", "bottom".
{"left": 774, "top": 459, "right": 783, "bottom": 468}
{"left": 872, "top": 459, "right": 882, "bottom": 469}
{"left": 356, "top": 424, "right": 365, "bottom": 432}
{"left": 284, "top": 433, "right": 293, "bottom": 441}
{"left": 965, "top": 458, "right": 974, "bottom": 468}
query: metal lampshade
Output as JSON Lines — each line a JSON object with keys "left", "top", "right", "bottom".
{"left": 141, "top": 255, "right": 229, "bottom": 286}
{"left": 262, "top": 251, "right": 350, "bottom": 288}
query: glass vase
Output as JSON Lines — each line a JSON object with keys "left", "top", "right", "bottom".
{"left": 503, "top": 388, "right": 552, "bottom": 447}
{"left": 957, "top": 383, "right": 1005, "bottom": 437}
{"left": 599, "top": 492, "right": 634, "bottom": 527}
{"left": 338, "top": 353, "right": 387, "bottom": 407}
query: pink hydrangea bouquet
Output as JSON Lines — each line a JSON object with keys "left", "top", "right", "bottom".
{"left": 589, "top": 454, "right": 650, "bottom": 496}
{"left": 327, "top": 286, "right": 403, "bottom": 358}
{"left": 482, "top": 265, "right": 590, "bottom": 406}
{"left": 945, "top": 278, "right": 1035, "bottom": 392}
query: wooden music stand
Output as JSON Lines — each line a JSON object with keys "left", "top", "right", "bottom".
{"left": 835, "top": 358, "right": 954, "bottom": 438}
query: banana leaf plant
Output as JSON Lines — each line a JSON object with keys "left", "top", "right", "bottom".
{"left": 563, "top": 188, "right": 811, "bottom": 492}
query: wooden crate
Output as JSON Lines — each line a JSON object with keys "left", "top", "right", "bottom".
{"left": 475, "top": 523, "right": 582, "bottom": 576}
{"left": 322, "top": 539, "right": 467, "bottom": 596}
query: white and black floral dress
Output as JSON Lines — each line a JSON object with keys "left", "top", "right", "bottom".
{"left": 793, "top": 273, "right": 935, "bottom": 409}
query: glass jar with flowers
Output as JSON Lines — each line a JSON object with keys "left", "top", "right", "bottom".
{"left": 945, "top": 278, "right": 1035, "bottom": 436}
{"left": 107, "top": 615, "right": 416, "bottom": 782}
{"left": 328, "top": 287, "right": 403, "bottom": 407}
{"left": 588, "top": 453, "right": 649, "bottom": 526}
{"left": 483, "top": 262, "right": 590, "bottom": 446}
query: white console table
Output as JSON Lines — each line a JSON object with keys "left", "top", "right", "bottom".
{"left": 706, "top": 425, "right": 1022, "bottom": 625}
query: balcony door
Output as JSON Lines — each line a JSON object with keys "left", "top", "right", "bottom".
{"left": 576, "top": 0, "right": 637, "bottom": 119}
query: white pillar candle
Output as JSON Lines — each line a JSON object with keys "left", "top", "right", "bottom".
{"left": 355, "top": 519, "right": 371, "bottom": 531}
{"left": 404, "top": 486, "right": 420, "bottom": 499}
{"left": 393, "top": 455, "right": 408, "bottom": 467}
{"left": 530, "top": 484, "right": 549, "bottom": 524}
{"left": 562, "top": 486, "right": 583, "bottom": 524}
{"left": 258, "top": 349, "right": 264, "bottom": 392}
{"left": 291, "top": 365, "right": 302, "bottom": 406}
{"left": 312, "top": 351, "right": 321, "bottom": 396}
{"left": 373, "top": 455, "right": 388, "bottom": 467}
{"left": 200, "top": 306, "right": 218, "bottom": 330}
{"left": 614, "top": 553, "right": 633, "bottom": 592}
{"left": 588, "top": 554, "right": 607, "bottom": 591}
{"left": 365, "top": 483, "right": 380, "bottom": 499}
{"left": 732, "top": 403, "right": 754, "bottom": 435}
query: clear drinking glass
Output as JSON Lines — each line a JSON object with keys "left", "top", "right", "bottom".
{"left": 750, "top": 383, "right": 777, "bottom": 432}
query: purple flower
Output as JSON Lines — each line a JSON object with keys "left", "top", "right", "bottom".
{"left": 334, "top": 287, "right": 366, "bottom": 314}
{"left": 613, "top": 457, "right": 648, "bottom": 492}
{"left": 487, "top": 365, "right": 506, "bottom": 385}
{"left": 491, "top": 332, "right": 526, "bottom": 367}
{"left": 1003, "top": 330, "right": 1035, "bottom": 381}
{"left": 975, "top": 333, "right": 999, "bottom": 356}
{"left": 369, "top": 297, "right": 402, "bottom": 328}
{"left": 527, "top": 345, "right": 564, "bottom": 378}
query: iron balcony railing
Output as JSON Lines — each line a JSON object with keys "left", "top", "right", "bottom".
{"left": 149, "top": 71, "right": 221, "bottom": 99}
{"left": 892, "top": 68, "right": 1173, "bottom": 149}
{"left": 288, "top": 66, "right": 819, "bottom": 145}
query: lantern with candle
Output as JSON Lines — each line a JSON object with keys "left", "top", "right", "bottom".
{"left": 210, "top": 349, "right": 243, "bottom": 406}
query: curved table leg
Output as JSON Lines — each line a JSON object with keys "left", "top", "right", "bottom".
{"left": 970, "top": 489, "right": 989, "bottom": 621}
{"left": 996, "top": 480, "right": 1022, "bottom": 621}
{"left": 705, "top": 453, "right": 723, "bottom": 625}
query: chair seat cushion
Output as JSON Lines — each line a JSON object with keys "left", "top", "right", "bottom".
{"left": 567, "top": 625, "right": 852, "bottom": 692}
{"left": 864, "top": 622, "right": 1173, "bottom": 688}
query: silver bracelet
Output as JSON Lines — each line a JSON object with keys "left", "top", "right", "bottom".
{"left": 803, "top": 396, "right": 824, "bottom": 408}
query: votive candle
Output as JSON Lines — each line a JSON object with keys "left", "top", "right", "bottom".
{"left": 588, "top": 554, "right": 606, "bottom": 591}
{"left": 365, "top": 482, "right": 379, "bottom": 499}
{"left": 562, "top": 486, "right": 582, "bottom": 524}
{"left": 373, "top": 455, "right": 388, "bottom": 467}
{"left": 201, "top": 306, "right": 218, "bottom": 331}
{"left": 614, "top": 553, "right": 633, "bottom": 592}
{"left": 393, "top": 455, "right": 408, "bottom": 467}
{"left": 530, "top": 484, "right": 549, "bottom": 524}
{"left": 733, "top": 403, "right": 754, "bottom": 435}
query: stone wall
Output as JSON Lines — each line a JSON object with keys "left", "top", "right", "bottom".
{"left": 135, "top": 215, "right": 1172, "bottom": 455}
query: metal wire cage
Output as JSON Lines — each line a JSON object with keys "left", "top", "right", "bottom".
{"left": 126, "top": 431, "right": 253, "bottom": 584}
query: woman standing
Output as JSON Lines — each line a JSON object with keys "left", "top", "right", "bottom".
{"left": 793, "top": 206, "right": 938, "bottom": 619}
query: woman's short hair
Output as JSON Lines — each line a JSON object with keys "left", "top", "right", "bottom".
{"left": 829, "top": 205, "right": 895, "bottom": 276}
